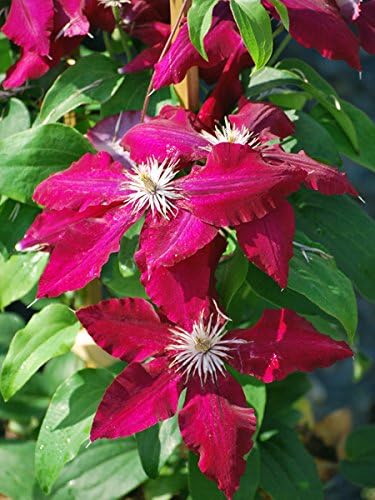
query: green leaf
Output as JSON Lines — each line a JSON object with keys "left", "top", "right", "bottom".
{"left": 102, "top": 253, "right": 147, "bottom": 298}
{"left": 353, "top": 352, "right": 372, "bottom": 383}
{"left": 0, "top": 304, "right": 80, "bottom": 400}
{"left": 234, "top": 446, "right": 260, "bottom": 500}
{"left": 0, "top": 312, "right": 25, "bottom": 354}
{"left": 42, "top": 352, "right": 85, "bottom": 396}
{"left": 0, "top": 33, "right": 12, "bottom": 74}
{"left": 50, "top": 438, "right": 147, "bottom": 499}
{"left": 282, "top": 111, "right": 342, "bottom": 166}
{"left": 268, "top": 0, "right": 289, "bottom": 30}
{"left": 231, "top": 372, "right": 266, "bottom": 436}
{"left": 0, "top": 98, "right": 30, "bottom": 139}
{"left": 35, "top": 368, "right": 114, "bottom": 493}
{"left": 136, "top": 416, "right": 181, "bottom": 479}
{"left": 288, "top": 234, "right": 357, "bottom": 341}
{"left": 230, "top": 0, "right": 273, "bottom": 69}
{"left": 0, "top": 124, "right": 94, "bottom": 203}
{"left": 0, "top": 199, "right": 39, "bottom": 254}
{"left": 295, "top": 191, "right": 375, "bottom": 302}
{"left": 260, "top": 427, "right": 323, "bottom": 499}
{"left": 217, "top": 249, "right": 249, "bottom": 309}
{"left": 188, "top": 0, "right": 219, "bottom": 59}
{"left": 265, "top": 373, "right": 311, "bottom": 417}
{"left": 189, "top": 452, "right": 225, "bottom": 500}
{"left": 37, "top": 54, "right": 123, "bottom": 124}
{"left": 0, "top": 252, "right": 48, "bottom": 309}
{"left": 311, "top": 99, "right": 375, "bottom": 172}
{"left": 340, "top": 425, "right": 375, "bottom": 487}
{"left": 0, "top": 440, "right": 39, "bottom": 500}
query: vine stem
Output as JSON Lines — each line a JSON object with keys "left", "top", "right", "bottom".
{"left": 140, "top": 0, "right": 194, "bottom": 121}
{"left": 269, "top": 33, "right": 292, "bottom": 66}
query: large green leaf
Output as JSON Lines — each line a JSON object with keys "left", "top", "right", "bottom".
{"left": 234, "top": 446, "right": 260, "bottom": 500}
{"left": 295, "top": 191, "right": 375, "bottom": 302}
{"left": 0, "top": 440, "right": 39, "bottom": 500}
{"left": 0, "top": 252, "right": 48, "bottom": 309}
{"left": 340, "top": 425, "right": 375, "bottom": 487}
{"left": 37, "top": 54, "right": 123, "bottom": 124}
{"left": 0, "top": 98, "right": 30, "bottom": 139}
{"left": 0, "top": 124, "right": 94, "bottom": 203}
{"left": 188, "top": 0, "right": 220, "bottom": 59}
{"left": 189, "top": 452, "right": 225, "bottom": 500}
{"left": 0, "top": 199, "right": 39, "bottom": 254}
{"left": 260, "top": 427, "right": 323, "bottom": 499}
{"left": 50, "top": 438, "right": 147, "bottom": 499}
{"left": 0, "top": 304, "right": 80, "bottom": 400}
{"left": 311, "top": 99, "right": 375, "bottom": 172}
{"left": 36, "top": 368, "right": 114, "bottom": 493}
{"left": 0, "top": 312, "right": 25, "bottom": 354}
{"left": 136, "top": 416, "right": 181, "bottom": 479}
{"left": 230, "top": 0, "right": 273, "bottom": 69}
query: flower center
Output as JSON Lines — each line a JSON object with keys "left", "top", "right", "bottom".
{"left": 98, "top": 0, "right": 131, "bottom": 8}
{"left": 168, "top": 310, "right": 244, "bottom": 383}
{"left": 123, "top": 157, "right": 182, "bottom": 219}
{"left": 200, "top": 117, "right": 261, "bottom": 148}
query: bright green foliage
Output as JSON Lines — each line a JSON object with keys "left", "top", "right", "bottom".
{"left": 188, "top": 0, "right": 220, "bottom": 59}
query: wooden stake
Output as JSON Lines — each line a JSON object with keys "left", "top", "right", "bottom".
{"left": 169, "top": 0, "right": 200, "bottom": 111}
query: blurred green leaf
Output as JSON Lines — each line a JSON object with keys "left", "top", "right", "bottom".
{"left": 0, "top": 304, "right": 80, "bottom": 400}
{"left": 0, "top": 124, "right": 94, "bottom": 203}
{"left": 0, "top": 312, "right": 25, "bottom": 354}
{"left": 234, "top": 446, "right": 260, "bottom": 500}
{"left": 36, "top": 368, "right": 114, "bottom": 493}
{"left": 189, "top": 452, "right": 225, "bottom": 499}
{"left": 217, "top": 249, "right": 249, "bottom": 309}
{"left": 0, "top": 199, "right": 39, "bottom": 254}
{"left": 340, "top": 425, "right": 375, "bottom": 487}
{"left": 0, "top": 98, "right": 30, "bottom": 139}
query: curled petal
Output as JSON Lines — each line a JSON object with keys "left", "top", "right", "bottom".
{"left": 179, "top": 373, "right": 256, "bottom": 499}
{"left": 33, "top": 151, "right": 128, "bottom": 212}
{"left": 227, "top": 309, "right": 353, "bottom": 383}
{"left": 91, "top": 358, "right": 182, "bottom": 440}
{"left": 178, "top": 143, "right": 304, "bottom": 226}
{"left": 2, "top": 50, "right": 51, "bottom": 89}
{"left": 230, "top": 99, "right": 295, "bottom": 139}
{"left": 236, "top": 200, "right": 295, "bottom": 288}
{"left": 76, "top": 298, "right": 172, "bottom": 362}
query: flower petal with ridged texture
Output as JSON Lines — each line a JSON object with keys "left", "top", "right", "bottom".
{"left": 121, "top": 106, "right": 207, "bottom": 164}
{"left": 153, "top": 17, "right": 242, "bottom": 89}
{"left": 226, "top": 309, "right": 353, "bottom": 383}
{"left": 263, "top": 0, "right": 360, "bottom": 69}
{"left": 179, "top": 373, "right": 256, "bottom": 499}
{"left": 91, "top": 358, "right": 182, "bottom": 440}
{"left": 87, "top": 112, "right": 142, "bottom": 166}
{"left": 76, "top": 298, "right": 171, "bottom": 362}
{"left": 2, "top": 0, "right": 53, "bottom": 56}
{"left": 33, "top": 152, "right": 128, "bottom": 212}
{"left": 263, "top": 146, "right": 357, "bottom": 196}
{"left": 2, "top": 50, "right": 51, "bottom": 90}
{"left": 37, "top": 205, "right": 139, "bottom": 297}
{"left": 139, "top": 210, "right": 218, "bottom": 270}
{"left": 356, "top": 0, "right": 375, "bottom": 54}
{"left": 136, "top": 235, "right": 226, "bottom": 330}
{"left": 236, "top": 200, "right": 295, "bottom": 288}
{"left": 229, "top": 99, "right": 295, "bottom": 139}
{"left": 57, "top": 0, "right": 89, "bottom": 37}
{"left": 178, "top": 143, "right": 305, "bottom": 226}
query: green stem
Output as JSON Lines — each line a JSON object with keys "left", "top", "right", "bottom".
{"left": 113, "top": 6, "right": 132, "bottom": 61}
{"left": 269, "top": 33, "right": 292, "bottom": 66}
{"left": 103, "top": 31, "right": 115, "bottom": 59}
{"left": 272, "top": 24, "right": 284, "bottom": 39}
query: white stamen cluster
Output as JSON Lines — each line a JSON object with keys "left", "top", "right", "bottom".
{"left": 123, "top": 157, "right": 182, "bottom": 219}
{"left": 98, "top": 0, "right": 130, "bottom": 8}
{"left": 200, "top": 117, "right": 261, "bottom": 148}
{"left": 168, "top": 311, "right": 244, "bottom": 383}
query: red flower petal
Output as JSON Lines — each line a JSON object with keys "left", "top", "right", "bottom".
{"left": 33, "top": 152, "right": 128, "bottom": 212}
{"left": 2, "top": 50, "right": 51, "bottom": 89}
{"left": 138, "top": 210, "right": 218, "bottom": 270}
{"left": 179, "top": 373, "right": 256, "bottom": 499}
{"left": 263, "top": 0, "right": 360, "bottom": 69}
{"left": 76, "top": 298, "right": 171, "bottom": 362}
{"left": 87, "top": 112, "right": 142, "bottom": 165}
{"left": 36, "top": 205, "right": 139, "bottom": 297}
{"left": 227, "top": 309, "right": 353, "bottom": 383}
{"left": 2, "top": 0, "right": 54, "bottom": 56}
{"left": 263, "top": 147, "right": 358, "bottom": 196}
{"left": 178, "top": 143, "right": 304, "bottom": 226}
{"left": 236, "top": 200, "right": 295, "bottom": 288}
{"left": 136, "top": 235, "right": 226, "bottom": 330}
{"left": 91, "top": 358, "right": 182, "bottom": 440}
{"left": 122, "top": 43, "right": 164, "bottom": 73}
{"left": 356, "top": 0, "right": 375, "bottom": 54}
{"left": 57, "top": 0, "right": 89, "bottom": 37}
{"left": 230, "top": 99, "right": 295, "bottom": 139}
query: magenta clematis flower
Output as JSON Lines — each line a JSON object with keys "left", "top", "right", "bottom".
{"left": 263, "top": 0, "right": 375, "bottom": 70}
{"left": 76, "top": 298, "right": 353, "bottom": 498}
{"left": 123, "top": 99, "right": 357, "bottom": 287}
{"left": 1, "top": 0, "right": 115, "bottom": 89}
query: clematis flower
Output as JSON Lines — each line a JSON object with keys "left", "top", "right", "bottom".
{"left": 17, "top": 133, "right": 304, "bottom": 299}
{"left": 123, "top": 99, "right": 357, "bottom": 287}
{"left": 1, "top": 0, "right": 115, "bottom": 89}
{"left": 263, "top": 0, "right": 375, "bottom": 70}
{"left": 76, "top": 298, "right": 353, "bottom": 499}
